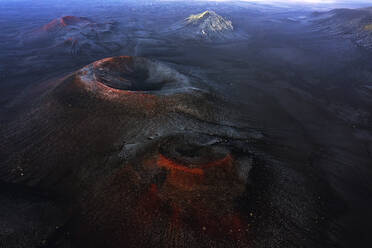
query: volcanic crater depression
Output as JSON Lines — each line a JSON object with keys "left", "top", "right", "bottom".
{"left": 160, "top": 134, "right": 232, "bottom": 168}
{"left": 78, "top": 56, "right": 191, "bottom": 93}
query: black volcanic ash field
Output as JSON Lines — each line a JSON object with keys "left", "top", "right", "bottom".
{"left": 0, "top": 1, "right": 372, "bottom": 248}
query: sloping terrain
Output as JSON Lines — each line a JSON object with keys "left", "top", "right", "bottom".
{"left": 312, "top": 7, "right": 372, "bottom": 49}
{"left": 0, "top": 55, "right": 326, "bottom": 248}
{"left": 0, "top": 56, "right": 258, "bottom": 248}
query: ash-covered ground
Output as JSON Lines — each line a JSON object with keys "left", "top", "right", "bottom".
{"left": 0, "top": 1, "right": 372, "bottom": 248}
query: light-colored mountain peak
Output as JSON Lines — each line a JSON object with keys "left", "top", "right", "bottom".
{"left": 184, "top": 10, "right": 233, "bottom": 38}
{"left": 186, "top": 11, "right": 217, "bottom": 23}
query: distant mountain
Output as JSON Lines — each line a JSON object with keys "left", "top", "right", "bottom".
{"left": 185, "top": 10, "right": 234, "bottom": 34}
{"left": 23, "top": 16, "right": 121, "bottom": 56}
{"left": 312, "top": 7, "right": 372, "bottom": 49}
{"left": 41, "top": 16, "right": 92, "bottom": 33}
{"left": 169, "top": 10, "right": 239, "bottom": 41}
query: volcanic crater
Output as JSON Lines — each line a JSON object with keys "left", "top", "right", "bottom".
{"left": 78, "top": 56, "right": 190, "bottom": 93}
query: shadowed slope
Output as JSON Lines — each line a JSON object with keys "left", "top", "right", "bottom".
{"left": 312, "top": 7, "right": 372, "bottom": 49}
